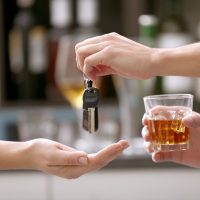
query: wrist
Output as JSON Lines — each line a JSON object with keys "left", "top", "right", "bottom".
{"left": 149, "top": 48, "right": 168, "bottom": 77}
{"left": 142, "top": 47, "right": 165, "bottom": 78}
{"left": 150, "top": 46, "right": 198, "bottom": 77}
{"left": 0, "top": 140, "right": 36, "bottom": 170}
{"left": 23, "top": 139, "right": 44, "bottom": 170}
{"left": 21, "top": 140, "right": 38, "bottom": 170}
{"left": 13, "top": 140, "right": 37, "bottom": 170}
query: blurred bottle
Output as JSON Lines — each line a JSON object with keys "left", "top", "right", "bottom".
{"left": 138, "top": 13, "right": 162, "bottom": 98}
{"left": 77, "top": 0, "right": 116, "bottom": 100}
{"left": 9, "top": 0, "right": 48, "bottom": 101}
{"left": 158, "top": 0, "right": 192, "bottom": 48}
{"left": 157, "top": 0, "right": 195, "bottom": 94}
{"left": 138, "top": 3, "right": 163, "bottom": 95}
{"left": 47, "top": 0, "right": 73, "bottom": 100}
{"left": 138, "top": 14, "right": 161, "bottom": 95}
{"left": 0, "top": 0, "right": 4, "bottom": 103}
{"left": 76, "top": 0, "right": 100, "bottom": 37}
{"left": 138, "top": 14, "right": 158, "bottom": 47}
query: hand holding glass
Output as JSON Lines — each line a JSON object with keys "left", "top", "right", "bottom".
{"left": 143, "top": 94, "right": 193, "bottom": 151}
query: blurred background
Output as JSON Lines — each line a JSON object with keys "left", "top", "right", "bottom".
{"left": 0, "top": 0, "right": 200, "bottom": 199}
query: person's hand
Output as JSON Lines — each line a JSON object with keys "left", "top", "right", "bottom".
{"left": 142, "top": 111, "right": 200, "bottom": 168}
{"left": 27, "top": 138, "right": 129, "bottom": 179}
{"left": 75, "top": 32, "right": 155, "bottom": 81}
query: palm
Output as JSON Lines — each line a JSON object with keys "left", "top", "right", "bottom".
{"left": 43, "top": 141, "right": 127, "bottom": 179}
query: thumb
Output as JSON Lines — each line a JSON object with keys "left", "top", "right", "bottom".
{"left": 83, "top": 65, "right": 97, "bottom": 82}
{"left": 49, "top": 151, "right": 89, "bottom": 166}
{"left": 152, "top": 151, "right": 175, "bottom": 163}
{"left": 183, "top": 112, "right": 200, "bottom": 128}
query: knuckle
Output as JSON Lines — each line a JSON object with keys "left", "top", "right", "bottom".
{"left": 75, "top": 43, "right": 81, "bottom": 51}
{"left": 108, "top": 32, "right": 119, "bottom": 38}
{"left": 76, "top": 47, "right": 83, "bottom": 57}
{"left": 84, "top": 57, "right": 92, "bottom": 65}
{"left": 103, "top": 32, "right": 119, "bottom": 41}
{"left": 66, "top": 157, "right": 78, "bottom": 165}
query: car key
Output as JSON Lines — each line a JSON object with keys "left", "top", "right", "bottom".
{"left": 83, "top": 79, "right": 100, "bottom": 133}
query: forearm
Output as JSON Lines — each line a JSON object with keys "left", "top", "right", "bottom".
{"left": 0, "top": 140, "right": 34, "bottom": 170}
{"left": 151, "top": 42, "right": 200, "bottom": 77}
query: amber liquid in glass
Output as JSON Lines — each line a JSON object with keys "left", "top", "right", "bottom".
{"left": 147, "top": 119, "right": 189, "bottom": 151}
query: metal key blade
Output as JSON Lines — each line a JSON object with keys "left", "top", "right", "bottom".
{"left": 83, "top": 109, "right": 89, "bottom": 131}
{"left": 94, "top": 107, "right": 98, "bottom": 131}
{"left": 88, "top": 107, "right": 95, "bottom": 133}
{"left": 83, "top": 107, "right": 98, "bottom": 133}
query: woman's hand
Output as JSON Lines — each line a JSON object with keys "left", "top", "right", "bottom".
{"left": 142, "top": 112, "right": 200, "bottom": 168}
{"left": 75, "top": 32, "right": 154, "bottom": 81}
{"left": 28, "top": 139, "right": 129, "bottom": 179}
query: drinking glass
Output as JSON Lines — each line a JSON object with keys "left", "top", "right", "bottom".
{"left": 143, "top": 94, "right": 193, "bottom": 151}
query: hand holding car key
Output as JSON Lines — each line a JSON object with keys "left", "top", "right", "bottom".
{"left": 82, "top": 77, "right": 100, "bottom": 133}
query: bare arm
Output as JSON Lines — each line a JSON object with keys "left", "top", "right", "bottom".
{"left": 0, "top": 140, "right": 32, "bottom": 169}
{"left": 152, "top": 42, "right": 200, "bottom": 77}
{"left": 0, "top": 139, "right": 129, "bottom": 179}
{"left": 75, "top": 32, "right": 200, "bottom": 81}
{"left": 0, "top": 140, "right": 88, "bottom": 170}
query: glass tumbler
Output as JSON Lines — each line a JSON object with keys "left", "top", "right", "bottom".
{"left": 143, "top": 94, "right": 193, "bottom": 151}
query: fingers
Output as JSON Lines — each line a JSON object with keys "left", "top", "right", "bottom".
{"left": 49, "top": 150, "right": 89, "bottom": 166}
{"left": 76, "top": 41, "right": 113, "bottom": 70}
{"left": 141, "top": 111, "right": 191, "bottom": 165}
{"left": 92, "top": 140, "right": 129, "bottom": 166}
{"left": 145, "top": 142, "right": 154, "bottom": 153}
{"left": 82, "top": 49, "right": 113, "bottom": 80}
{"left": 142, "top": 113, "right": 148, "bottom": 125}
{"left": 51, "top": 140, "right": 129, "bottom": 179}
{"left": 49, "top": 140, "right": 129, "bottom": 167}
{"left": 75, "top": 32, "right": 123, "bottom": 51}
{"left": 141, "top": 126, "right": 151, "bottom": 141}
{"left": 183, "top": 112, "right": 200, "bottom": 128}
{"left": 118, "top": 140, "right": 130, "bottom": 148}
{"left": 75, "top": 32, "right": 131, "bottom": 80}
{"left": 151, "top": 151, "right": 180, "bottom": 163}
{"left": 152, "top": 152, "right": 167, "bottom": 162}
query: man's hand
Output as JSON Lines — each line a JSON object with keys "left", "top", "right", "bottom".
{"left": 142, "top": 111, "right": 200, "bottom": 168}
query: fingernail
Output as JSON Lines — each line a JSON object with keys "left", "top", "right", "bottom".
{"left": 120, "top": 141, "right": 129, "bottom": 149}
{"left": 123, "top": 143, "right": 129, "bottom": 149}
{"left": 154, "top": 152, "right": 161, "bottom": 162}
{"left": 78, "top": 157, "right": 88, "bottom": 165}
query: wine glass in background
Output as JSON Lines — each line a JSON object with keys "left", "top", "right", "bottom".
{"left": 55, "top": 35, "right": 83, "bottom": 108}
{"left": 112, "top": 76, "right": 153, "bottom": 156}
{"left": 55, "top": 35, "right": 101, "bottom": 153}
